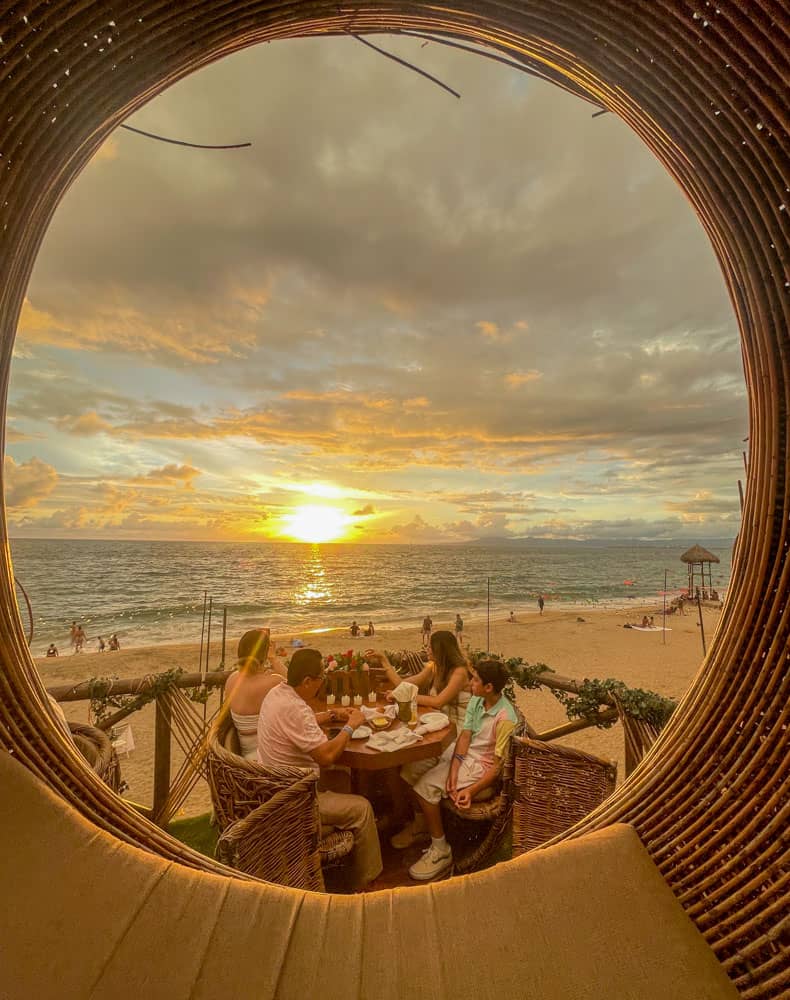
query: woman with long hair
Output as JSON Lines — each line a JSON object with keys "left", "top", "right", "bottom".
{"left": 368, "top": 629, "right": 471, "bottom": 730}
{"left": 223, "top": 627, "right": 286, "bottom": 759}
{"left": 367, "top": 631, "right": 471, "bottom": 853}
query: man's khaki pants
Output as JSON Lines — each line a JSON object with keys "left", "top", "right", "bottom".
{"left": 318, "top": 790, "right": 383, "bottom": 890}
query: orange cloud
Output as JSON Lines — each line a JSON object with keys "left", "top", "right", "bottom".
{"left": 3, "top": 456, "right": 58, "bottom": 508}
{"left": 505, "top": 370, "right": 542, "bottom": 389}
{"left": 54, "top": 411, "right": 113, "bottom": 435}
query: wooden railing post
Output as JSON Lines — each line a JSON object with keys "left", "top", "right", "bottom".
{"left": 152, "top": 691, "right": 172, "bottom": 826}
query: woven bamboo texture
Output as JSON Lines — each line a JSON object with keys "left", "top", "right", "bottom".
{"left": 205, "top": 715, "right": 353, "bottom": 889}
{"left": 512, "top": 737, "right": 617, "bottom": 855}
{"left": 68, "top": 722, "right": 122, "bottom": 794}
{"left": 0, "top": 3, "right": 787, "bottom": 995}
{"left": 612, "top": 694, "right": 664, "bottom": 778}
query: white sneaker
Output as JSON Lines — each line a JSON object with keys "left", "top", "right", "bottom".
{"left": 409, "top": 843, "right": 453, "bottom": 881}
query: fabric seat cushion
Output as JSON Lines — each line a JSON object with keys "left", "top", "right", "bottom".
{"left": 0, "top": 751, "right": 737, "bottom": 1000}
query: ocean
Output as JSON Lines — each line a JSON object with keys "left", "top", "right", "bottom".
{"left": 9, "top": 538, "right": 733, "bottom": 654}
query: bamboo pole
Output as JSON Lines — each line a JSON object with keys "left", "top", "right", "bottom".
{"left": 535, "top": 709, "right": 618, "bottom": 742}
{"left": 202, "top": 597, "right": 212, "bottom": 723}
{"left": 197, "top": 590, "right": 208, "bottom": 673}
{"left": 47, "top": 671, "right": 228, "bottom": 704}
{"left": 152, "top": 692, "right": 173, "bottom": 826}
{"left": 697, "top": 594, "right": 708, "bottom": 656}
{"left": 486, "top": 577, "right": 490, "bottom": 652}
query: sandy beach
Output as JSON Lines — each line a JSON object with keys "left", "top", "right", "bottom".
{"left": 39, "top": 602, "right": 721, "bottom": 819}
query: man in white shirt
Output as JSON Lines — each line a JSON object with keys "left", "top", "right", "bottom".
{"left": 257, "top": 648, "right": 383, "bottom": 890}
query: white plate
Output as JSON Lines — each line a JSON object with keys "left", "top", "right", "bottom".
{"left": 351, "top": 726, "right": 372, "bottom": 740}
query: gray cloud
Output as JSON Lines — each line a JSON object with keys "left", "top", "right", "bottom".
{"left": 7, "top": 37, "right": 748, "bottom": 541}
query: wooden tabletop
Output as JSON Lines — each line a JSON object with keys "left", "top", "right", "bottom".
{"left": 309, "top": 699, "right": 456, "bottom": 771}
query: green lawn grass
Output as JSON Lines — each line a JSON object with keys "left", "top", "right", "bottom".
{"left": 167, "top": 812, "right": 218, "bottom": 858}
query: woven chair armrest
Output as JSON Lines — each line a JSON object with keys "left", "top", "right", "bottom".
{"left": 216, "top": 777, "right": 323, "bottom": 890}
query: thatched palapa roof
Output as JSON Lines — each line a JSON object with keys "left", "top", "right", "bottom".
{"left": 680, "top": 544, "right": 720, "bottom": 564}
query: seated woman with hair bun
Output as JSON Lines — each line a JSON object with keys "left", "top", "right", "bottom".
{"left": 223, "top": 628, "right": 286, "bottom": 759}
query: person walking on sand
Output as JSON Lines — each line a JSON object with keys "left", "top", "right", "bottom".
{"left": 421, "top": 615, "right": 433, "bottom": 646}
{"left": 73, "top": 624, "right": 86, "bottom": 653}
{"left": 69, "top": 621, "right": 78, "bottom": 651}
{"left": 537, "top": 595, "right": 545, "bottom": 615}
{"left": 455, "top": 613, "right": 464, "bottom": 644}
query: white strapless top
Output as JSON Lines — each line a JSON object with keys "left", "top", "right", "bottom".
{"left": 230, "top": 711, "right": 259, "bottom": 760}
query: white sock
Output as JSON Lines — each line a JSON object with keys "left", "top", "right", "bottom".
{"left": 431, "top": 836, "right": 449, "bottom": 852}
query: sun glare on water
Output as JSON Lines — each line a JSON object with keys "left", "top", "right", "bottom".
{"left": 281, "top": 505, "right": 350, "bottom": 543}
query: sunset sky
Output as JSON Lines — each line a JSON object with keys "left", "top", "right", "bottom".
{"left": 5, "top": 36, "right": 747, "bottom": 544}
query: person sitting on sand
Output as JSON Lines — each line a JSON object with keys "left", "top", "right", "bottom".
{"left": 350, "top": 620, "right": 360, "bottom": 637}
{"left": 508, "top": 611, "right": 516, "bottom": 623}
{"left": 641, "top": 616, "right": 650, "bottom": 628}
{"left": 364, "top": 621, "right": 375, "bottom": 637}
{"left": 392, "top": 658, "right": 518, "bottom": 881}
{"left": 108, "top": 634, "right": 120, "bottom": 651}
{"left": 46, "top": 644, "right": 59, "bottom": 657}
{"left": 223, "top": 627, "right": 287, "bottom": 760}
{"left": 257, "top": 648, "right": 382, "bottom": 891}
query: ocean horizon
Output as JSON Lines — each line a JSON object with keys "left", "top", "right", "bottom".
{"left": 10, "top": 536, "right": 734, "bottom": 654}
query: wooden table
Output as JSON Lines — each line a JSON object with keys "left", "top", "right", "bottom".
{"left": 310, "top": 700, "right": 456, "bottom": 771}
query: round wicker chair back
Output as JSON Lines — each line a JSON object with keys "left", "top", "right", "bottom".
{"left": 512, "top": 738, "right": 617, "bottom": 855}
{"left": 68, "top": 722, "right": 122, "bottom": 794}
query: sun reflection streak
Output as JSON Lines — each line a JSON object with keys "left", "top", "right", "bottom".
{"left": 292, "top": 545, "right": 333, "bottom": 606}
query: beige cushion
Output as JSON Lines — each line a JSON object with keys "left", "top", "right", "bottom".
{"left": 0, "top": 751, "right": 737, "bottom": 1000}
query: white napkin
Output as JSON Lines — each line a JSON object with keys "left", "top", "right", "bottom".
{"left": 367, "top": 728, "right": 422, "bottom": 752}
{"left": 414, "top": 712, "right": 451, "bottom": 736}
{"left": 351, "top": 725, "right": 372, "bottom": 740}
{"left": 391, "top": 680, "right": 418, "bottom": 703}
{"left": 361, "top": 704, "right": 397, "bottom": 722}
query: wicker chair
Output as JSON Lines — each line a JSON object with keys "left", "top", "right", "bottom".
{"left": 68, "top": 722, "right": 122, "bottom": 793}
{"left": 205, "top": 715, "right": 353, "bottom": 890}
{"left": 512, "top": 737, "right": 617, "bottom": 855}
{"left": 612, "top": 694, "right": 664, "bottom": 778}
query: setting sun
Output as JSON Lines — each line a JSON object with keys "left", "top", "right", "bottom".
{"left": 280, "top": 505, "right": 351, "bottom": 543}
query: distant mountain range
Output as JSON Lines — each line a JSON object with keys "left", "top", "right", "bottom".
{"left": 460, "top": 536, "right": 736, "bottom": 549}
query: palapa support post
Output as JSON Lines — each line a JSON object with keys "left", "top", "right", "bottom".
{"left": 152, "top": 691, "right": 173, "bottom": 826}
{"left": 697, "top": 595, "right": 707, "bottom": 657}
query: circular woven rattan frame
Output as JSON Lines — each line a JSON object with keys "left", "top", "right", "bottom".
{"left": 0, "top": 3, "right": 787, "bottom": 996}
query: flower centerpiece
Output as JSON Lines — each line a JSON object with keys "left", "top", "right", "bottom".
{"left": 324, "top": 650, "right": 370, "bottom": 703}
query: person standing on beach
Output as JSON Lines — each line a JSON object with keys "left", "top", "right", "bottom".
{"left": 97, "top": 636, "right": 106, "bottom": 653}
{"left": 455, "top": 614, "right": 464, "bottom": 644}
{"left": 537, "top": 596, "right": 545, "bottom": 615}
{"left": 73, "top": 624, "right": 86, "bottom": 653}
{"left": 421, "top": 615, "right": 433, "bottom": 646}
{"left": 69, "top": 621, "right": 78, "bottom": 651}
